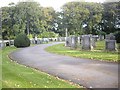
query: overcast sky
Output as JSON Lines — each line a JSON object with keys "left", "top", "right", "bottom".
{"left": 0, "top": 0, "right": 119, "bottom": 11}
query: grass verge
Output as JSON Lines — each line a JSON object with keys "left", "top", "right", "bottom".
{"left": 45, "top": 41, "right": 119, "bottom": 62}
{"left": 2, "top": 46, "right": 81, "bottom": 88}
{"left": 0, "top": 48, "right": 2, "bottom": 89}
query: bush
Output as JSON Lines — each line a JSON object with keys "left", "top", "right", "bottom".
{"left": 14, "top": 33, "right": 30, "bottom": 48}
{"left": 114, "top": 31, "right": 120, "bottom": 43}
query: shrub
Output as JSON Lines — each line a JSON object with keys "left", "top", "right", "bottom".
{"left": 114, "top": 31, "right": 120, "bottom": 43}
{"left": 14, "top": 33, "right": 30, "bottom": 48}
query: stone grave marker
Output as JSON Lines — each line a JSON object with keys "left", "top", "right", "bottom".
{"left": 99, "top": 35, "right": 104, "bottom": 41}
{"left": 105, "top": 33, "right": 115, "bottom": 40}
{"left": 10, "top": 40, "right": 14, "bottom": 45}
{"left": 70, "top": 36, "right": 77, "bottom": 49}
{"left": 105, "top": 40, "right": 116, "bottom": 51}
{"left": 37, "top": 39, "right": 41, "bottom": 44}
{"left": 92, "top": 37, "right": 96, "bottom": 48}
{"left": 78, "top": 35, "right": 82, "bottom": 45}
{"left": 81, "top": 35, "right": 92, "bottom": 50}
{"left": 65, "top": 37, "right": 69, "bottom": 47}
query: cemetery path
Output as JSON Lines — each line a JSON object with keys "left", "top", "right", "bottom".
{"left": 10, "top": 42, "right": 119, "bottom": 88}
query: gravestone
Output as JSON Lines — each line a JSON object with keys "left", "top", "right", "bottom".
{"left": 0, "top": 43, "right": 3, "bottom": 48}
{"left": 65, "top": 37, "right": 72, "bottom": 47}
{"left": 6, "top": 42, "right": 10, "bottom": 46}
{"left": 70, "top": 36, "right": 77, "bottom": 49}
{"left": 0, "top": 42, "right": 1, "bottom": 48}
{"left": 65, "top": 37, "right": 69, "bottom": 47}
{"left": 105, "top": 40, "right": 116, "bottom": 51}
{"left": 49, "top": 38, "right": 52, "bottom": 42}
{"left": 0, "top": 41, "right": 5, "bottom": 48}
{"left": 30, "top": 39, "right": 33, "bottom": 44}
{"left": 78, "top": 36, "right": 82, "bottom": 45}
{"left": 92, "top": 37, "right": 96, "bottom": 48}
{"left": 99, "top": 35, "right": 104, "bottom": 41}
{"left": 51, "top": 38, "right": 54, "bottom": 41}
{"left": 10, "top": 40, "right": 14, "bottom": 45}
{"left": 35, "top": 36, "right": 38, "bottom": 44}
{"left": 0, "top": 41, "right": 2, "bottom": 48}
{"left": 81, "top": 35, "right": 92, "bottom": 50}
{"left": 59, "top": 37, "right": 62, "bottom": 42}
{"left": 60, "top": 37, "right": 65, "bottom": 41}
{"left": 30, "top": 39, "right": 35, "bottom": 44}
{"left": 109, "top": 35, "right": 115, "bottom": 40}
{"left": 92, "top": 35, "right": 98, "bottom": 41}
{"left": 43, "top": 38, "right": 49, "bottom": 43}
{"left": 32, "top": 39, "right": 35, "bottom": 44}
{"left": 105, "top": 33, "right": 116, "bottom": 51}
{"left": 69, "top": 36, "right": 73, "bottom": 47}
{"left": 105, "top": 33, "right": 115, "bottom": 40}
{"left": 37, "top": 39, "right": 41, "bottom": 44}
{"left": 65, "top": 28, "right": 68, "bottom": 46}
{"left": 56, "top": 37, "right": 59, "bottom": 41}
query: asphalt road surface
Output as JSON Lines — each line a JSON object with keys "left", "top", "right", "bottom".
{"left": 9, "top": 42, "right": 119, "bottom": 88}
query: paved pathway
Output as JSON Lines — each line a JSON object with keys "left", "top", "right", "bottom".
{"left": 10, "top": 42, "right": 119, "bottom": 88}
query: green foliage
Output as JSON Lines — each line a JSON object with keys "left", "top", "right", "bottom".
{"left": 2, "top": 1, "right": 119, "bottom": 38}
{"left": 101, "top": 2, "right": 119, "bottom": 34}
{"left": 2, "top": 2, "right": 57, "bottom": 40}
{"left": 58, "top": 2, "right": 103, "bottom": 36}
{"left": 27, "top": 34, "right": 33, "bottom": 39}
{"left": 39, "top": 31, "right": 57, "bottom": 38}
{"left": 14, "top": 33, "right": 30, "bottom": 48}
{"left": 114, "top": 31, "right": 120, "bottom": 43}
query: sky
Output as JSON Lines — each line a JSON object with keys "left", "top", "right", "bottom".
{"left": 0, "top": 0, "right": 118, "bottom": 11}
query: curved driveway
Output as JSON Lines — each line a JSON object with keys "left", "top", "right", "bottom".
{"left": 10, "top": 42, "right": 119, "bottom": 88}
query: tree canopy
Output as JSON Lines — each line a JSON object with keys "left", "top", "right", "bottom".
{"left": 1, "top": 1, "right": 119, "bottom": 39}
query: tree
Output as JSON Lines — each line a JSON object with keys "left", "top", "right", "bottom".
{"left": 2, "top": 1, "right": 44, "bottom": 39}
{"left": 2, "top": 5, "right": 16, "bottom": 40}
{"left": 15, "top": 2, "right": 43, "bottom": 36}
{"left": 100, "top": 2, "right": 120, "bottom": 34}
{"left": 41, "top": 7, "right": 57, "bottom": 32}
{"left": 58, "top": 2, "right": 103, "bottom": 36}
{"left": 84, "top": 2, "right": 103, "bottom": 34}
{"left": 2, "top": 1, "right": 58, "bottom": 39}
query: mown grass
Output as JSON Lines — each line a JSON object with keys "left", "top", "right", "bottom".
{"left": 46, "top": 41, "right": 119, "bottom": 62}
{"left": 0, "top": 48, "right": 2, "bottom": 89}
{"left": 2, "top": 46, "right": 81, "bottom": 88}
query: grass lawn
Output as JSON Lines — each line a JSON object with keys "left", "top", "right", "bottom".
{"left": 1, "top": 46, "right": 82, "bottom": 88}
{"left": 46, "top": 41, "right": 119, "bottom": 62}
{"left": 0, "top": 49, "right": 2, "bottom": 89}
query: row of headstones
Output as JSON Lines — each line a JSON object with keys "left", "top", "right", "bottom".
{"left": 0, "top": 38, "right": 50, "bottom": 47}
{"left": 0, "top": 40, "right": 14, "bottom": 48}
{"left": 49, "top": 37, "right": 65, "bottom": 42}
{"left": 65, "top": 34, "right": 117, "bottom": 51}
{"left": 30, "top": 37, "right": 65, "bottom": 44}
{"left": 105, "top": 33, "right": 117, "bottom": 51}
{"left": 30, "top": 38, "right": 49, "bottom": 44}
{"left": 0, "top": 37, "right": 66, "bottom": 48}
